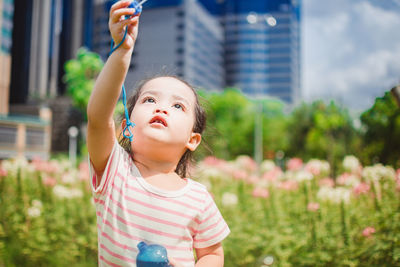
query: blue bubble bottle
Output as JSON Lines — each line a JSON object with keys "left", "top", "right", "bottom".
{"left": 136, "top": 241, "right": 172, "bottom": 267}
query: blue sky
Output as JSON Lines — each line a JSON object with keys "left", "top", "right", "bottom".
{"left": 302, "top": 0, "right": 400, "bottom": 112}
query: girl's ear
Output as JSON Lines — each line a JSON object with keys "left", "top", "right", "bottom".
{"left": 186, "top": 133, "right": 201, "bottom": 151}
{"left": 121, "top": 119, "right": 132, "bottom": 137}
{"left": 121, "top": 119, "right": 127, "bottom": 131}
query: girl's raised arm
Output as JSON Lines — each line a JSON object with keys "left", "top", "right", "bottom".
{"left": 87, "top": 0, "right": 139, "bottom": 178}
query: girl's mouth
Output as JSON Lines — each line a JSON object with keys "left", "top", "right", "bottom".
{"left": 149, "top": 116, "right": 168, "bottom": 127}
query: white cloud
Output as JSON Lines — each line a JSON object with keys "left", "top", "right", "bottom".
{"left": 302, "top": 0, "right": 400, "bottom": 111}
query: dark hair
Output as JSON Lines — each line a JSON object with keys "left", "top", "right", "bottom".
{"left": 118, "top": 75, "right": 206, "bottom": 178}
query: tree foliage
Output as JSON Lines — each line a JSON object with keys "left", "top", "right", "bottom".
{"left": 284, "top": 101, "right": 359, "bottom": 173}
{"left": 61, "top": 49, "right": 399, "bottom": 169}
{"left": 360, "top": 91, "right": 400, "bottom": 167}
{"left": 63, "top": 48, "right": 104, "bottom": 117}
{"left": 198, "top": 88, "right": 254, "bottom": 159}
{"left": 198, "top": 89, "right": 288, "bottom": 160}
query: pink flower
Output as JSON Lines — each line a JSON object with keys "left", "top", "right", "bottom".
{"left": 287, "top": 158, "right": 303, "bottom": 171}
{"left": 396, "top": 169, "right": 400, "bottom": 180}
{"left": 262, "top": 167, "right": 282, "bottom": 183}
{"left": 79, "top": 162, "right": 90, "bottom": 181}
{"left": 235, "top": 155, "right": 257, "bottom": 173}
{"left": 353, "top": 182, "right": 370, "bottom": 196}
{"left": 46, "top": 161, "right": 60, "bottom": 173}
{"left": 32, "top": 158, "right": 59, "bottom": 174}
{"left": 319, "top": 177, "right": 335, "bottom": 188}
{"left": 307, "top": 202, "right": 320, "bottom": 212}
{"left": 278, "top": 180, "right": 299, "bottom": 191}
{"left": 336, "top": 173, "right": 350, "bottom": 184}
{"left": 203, "top": 156, "right": 226, "bottom": 167}
{"left": 232, "top": 170, "right": 248, "bottom": 180}
{"left": 246, "top": 175, "right": 259, "bottom": 184}
{"left": 43, "top": 176, "right": 57, "bottom": 187}
{"left": 0, "top": 165, "right": 7, "bottom": 177}
{"left": 32, "top": 157, "right": 48, "bottom": 172}
{"left": 336, "top": 173, "right": 360, "bottom": 187}
{"left": 362, "top": 226, "right": 376, "bottom": 237}
{"left": 252, "top": 187, "right": 269, "bottom": 198}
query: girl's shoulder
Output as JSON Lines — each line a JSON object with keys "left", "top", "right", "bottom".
{"left": 186, "top": 178, "right": 211, "bottom": 195}
{"left": 114, "top": 142, "right": 141, "bottom": 177}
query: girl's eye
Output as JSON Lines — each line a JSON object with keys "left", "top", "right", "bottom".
{"left": 173, "top": 103, "right": 183, "bottom": 110}
{"left": 143, "top": 97, "right": 155, "bottom": 103}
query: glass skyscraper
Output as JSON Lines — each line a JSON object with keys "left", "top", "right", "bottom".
{"left": 92, "top": 0, "right": 301, "bottom": 103}
{"left": 221, "top": 0, "right": 301, "bottom": 103}
{"left": 92, "top": 0, "right": 225, "bottom": 92}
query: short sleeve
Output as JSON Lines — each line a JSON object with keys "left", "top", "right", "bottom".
{"left": 193, "top": 192, "right": 230, "bottom": 248}
{"left": 88, "top": 140, "right": 125, "bottom": 196}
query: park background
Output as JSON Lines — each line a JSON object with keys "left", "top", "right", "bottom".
{"left": 1, "top": 0, "right": 400, "bottom": 266}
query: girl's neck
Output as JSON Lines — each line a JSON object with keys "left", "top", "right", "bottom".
{"left": 132, "top": 154, "right": 187, "bottom": 191}
{"left": 132, "top": 153, "right": 178, "bottom": 178}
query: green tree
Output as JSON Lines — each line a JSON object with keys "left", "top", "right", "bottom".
{"left": 260, "top": 98, "right": 289, "bottom": 159}
{"left": 360, "top": 91, "right": 400, "bottom": 167}
{"left": 63, "top": 48, "right": 104, "bottom": 118}
{"left": 198, "top": 89, "right": 288, "bottom": 160}
{"left": 199, "top": 88, "right": 254, "bottom": 159}
{"left": 286, "top": 101, "right": 358, "bottom": 173}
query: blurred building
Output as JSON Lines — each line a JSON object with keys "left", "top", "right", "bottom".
{"left": 92, "top": 0, "right": 225, "bottom": 92}
{"left": 222, "top": 0, "right": 301, "bottom": 103}
{"left": 1, "top": 0, "right": 301, "bottom": 156}
{"left": 9, "top": 0, "right": 93, "bottom": 104}
{"left": 92, "top": 0, "right": 301, "bottom": 103}
{"left": 0, "top": 0, "right": 94, "bottom": 156}
{"left": 0, "top": 0, "right": 13, "bottom": 115}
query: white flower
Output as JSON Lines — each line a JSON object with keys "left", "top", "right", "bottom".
{"left": 362, "top": 164, "right": 396, "bottom": 182}
{"left": 336, "top": 173, "right": 361, "bottom": 187}
{"left": 197, "top": 167, "right": 226, "bottom": 180}
{"left": 53, "top": 185, "right": 83, "bottom": 199}
{"left": 53, "top": 185, "right": 70, "bottom": 198}
{"left": 233, "top": 155, "right": 257, "bottom": 173}
{"left": 199, "top": 180, "right": 212, "bottom": 191}
{"left": 61, "top": 170, "right": 78, "bottom": 184}
{"left": 260, "top": 160, "right": 276, "bottom": 173}
{"left": 69, "top": 188, "right": 83, "bottom": 198}
{"left": 221, "top": 192, "right": 238, "bottom": 207}
{"left": 27, "top": 199, "right": 43, "bottom": 218}
{"left": 317, "top": 187, "right": 351, "bottom": 204}
{"left": 343, "top": 155, "right": 361, "bottom": 173}
{"left": 32, "top": 199, "right": 43, "bottom": 209}
{"left": 58, "top": 159, "right": 73, "bottom": 172}
{"left": 2, "top": 157, "right": 34, "bottom": 178}
{"left": 305, "top": 159, "right": 330, "bottom": 176}
{"left": 294, "top": 170, "right": 313, "bottom": 182}
{"left": 27, "top": 206, "right": 41, "bottom": 218}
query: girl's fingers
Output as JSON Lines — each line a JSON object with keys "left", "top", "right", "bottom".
{"left": 110, "top": 8, "right": 137, "bottom": 23}
{"left": 116, "top": 16, "right": 138, "bottom": 31}
{"left": 109, "top": 0, "right": 131, "bottom": 15}
{"left": 168, "top": 257, "right": 184, "bottom": 267}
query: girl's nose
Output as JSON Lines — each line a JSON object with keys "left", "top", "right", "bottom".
{"left": 155, "top": 108, "right": 168, "bottom": 115}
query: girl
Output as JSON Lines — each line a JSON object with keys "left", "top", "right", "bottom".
{"left": 86, "top": 1, "right": 230, "bottom": 266}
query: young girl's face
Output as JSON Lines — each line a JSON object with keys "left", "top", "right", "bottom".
{"left": 129, "top": 77, "right": 201, "bottom": 156}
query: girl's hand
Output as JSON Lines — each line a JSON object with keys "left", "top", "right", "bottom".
{"left": 168, "top": 257, "right": 185, "bottom": 267}
{"left": 109, "top": 0, "right": 140, "bottom": 51}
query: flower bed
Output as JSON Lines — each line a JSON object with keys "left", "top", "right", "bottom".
{"left": 194, "top": 155, "right": 400, "bottom": 266}
{"left": 0, "top": 155, "right": 399, "bottom": 266}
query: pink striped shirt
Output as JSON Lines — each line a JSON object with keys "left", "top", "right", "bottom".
{"left": 89, "top": 141, "right": 230, "bottom": 267}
